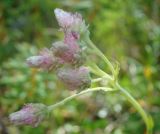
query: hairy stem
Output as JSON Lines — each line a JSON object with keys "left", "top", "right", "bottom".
{"left": 48, "top": 87, "right": 116, "bottom": 111}
{"left": 85, "top": 35, "right": 153, "bottom": 134}
{"left": 91, "top": 63, "right": 112, "bottom": 79}
{"left": 89, "top": 66, "right": 107, "bottom": 77}
{"left": 85, "top": 37, "right": 115, "bottom": 75}
{"left": 92, "top": 78, "right": 103, "bottom": 83}
{"left": 116, "top": 83, "right": 153, "bottom": 134}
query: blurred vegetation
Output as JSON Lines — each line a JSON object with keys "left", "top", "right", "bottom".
{"left": 0, "top": 0, "right": 160, "bottom": 134}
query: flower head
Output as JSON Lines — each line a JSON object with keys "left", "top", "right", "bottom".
{"left": 26, "top": 48, "right": 58, "bottom": 70}
{"left": 9, "top": 103, "right": 47, "bottom": 127}
{"left": 53, "top": 8, "right": 88, "bottom": 66}
{"left": 51, "top": 41, "right": 83, "bottom": 65}
{"left": 54, "top": 8, "right": 87, "bottom": 35}
{"left": 57, "top": 66, "right": 91, "bottom": 90}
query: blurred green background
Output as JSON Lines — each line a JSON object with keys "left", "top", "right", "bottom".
{"left": 0, "top": 0, "right": 160, "bottom": 134}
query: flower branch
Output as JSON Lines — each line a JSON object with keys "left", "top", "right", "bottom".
{"left": 48, "top": 87, "right": 117, "bottom": 112}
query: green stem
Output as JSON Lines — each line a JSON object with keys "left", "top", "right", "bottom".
{"left": 92, "top": 63, "right": 112, "bottom": 79}
{"left": 85, "top": 37, "right": 115, "bottom": 75}
{"left": 89, "top": 66, "right": 107, "bottom": 77}
{"left": 116, "top": 83, "right": 153, "bottom": 134}
{"left": 91, "top": 75, "right": 113, "bottom": 83}
{"left": 85, "top": 35, "right": 153, "bottom": 133}
{"left": 48, "top": 87, "right": 116, "bottom": 111}
{"left": 92, "top": 78, "right": 103, "bottom": 83}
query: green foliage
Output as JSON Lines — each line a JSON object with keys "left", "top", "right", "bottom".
{"left": 0, "top": 0, "right": 160, "bottom": 133}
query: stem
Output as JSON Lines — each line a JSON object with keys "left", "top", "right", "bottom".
{"left": 48, "top": 87, "right": 116, "bottom": 111}
{"left": 89, "top": 66, "right": 112, "bottom": 80}
{"left": 84, "top": 34, "right": 153, "bottom": 133}
{"left": 92, "top": 78, "right": 103, "bottom": 83}
{"left": 85, "top": 37, "right": 115, "bottom": 75}
{"left": 89, "top": 66, "right": 106, "bottom": 77}
{"left": 116, "top": 83, "right": 153, "bottom": 134}
{"left": 92, "top": 75, "right": 113, "bottom": 83}
{"left": 92, "top": 63, "right": 112, "bottom": 79}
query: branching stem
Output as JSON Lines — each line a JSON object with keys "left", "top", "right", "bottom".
{"left": 85, "top": 36, "right": 115, "bottom": 75}
{"left": 48, "top": 87, "right": 116, "bottom": 111}
{"left": 84, "top": 34, "right": 153, "bottom": 134}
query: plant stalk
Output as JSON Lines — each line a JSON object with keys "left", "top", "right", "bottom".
{"left": 85, "top": 37, "right": 115, "bottom": 75}
{"left": 116, "top": 83, "right": 153, "bottom": 134}
{"left": 85, "top": 35, "right": 153, "bottom": 134}
{"left": 48, "top": 87, "right": 116, "bottom": 111}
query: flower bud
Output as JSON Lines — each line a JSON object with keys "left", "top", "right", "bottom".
{"left": 57, "top": 66, "right": 91, "bottom": 90}
{"left": 9, "top": 103, "right": 47, "bottom": 127}
{"left": 51, "top": 41, "right": 84, "bottom": 65}
{"left": 26, "top": 48, "right": 58, "bottom": 70}
{"left": 54, "top": 8, "right": 87, "bottom": 35}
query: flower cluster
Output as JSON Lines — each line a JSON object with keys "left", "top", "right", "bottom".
{"left": 26, "top": 8, "right": 91, "bottom": 90}
{"left": 9, "top": 8, "right": 153, "bottom": 133}
{"left": 9, "top": 8, "right": 91, "bottom": 127}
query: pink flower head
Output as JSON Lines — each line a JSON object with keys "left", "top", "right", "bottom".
{"left": 51, "top": 41, "right": 83, "bottom": 65}
{"left": 57, "top": 66, "right": 91, "bottom": 90}
{"left": 54, "top": 8, "right": 87, "bottom": 34}
{"left": 9, "top": 103, "right": 47, "bottom": 127}
{"left": 26, "top": 48, "right": 56, "bottom": 70}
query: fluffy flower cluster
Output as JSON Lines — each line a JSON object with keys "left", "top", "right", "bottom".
{"left": 10, "top": 8, "right": 91, "bottom": 128}
{"left": 26, "top": 8, "right": 91, "bottom": 90}
{"left": 9, "top": 103, "right": 47, "bottom": 127}
{"left": 57, "top": 66, "right": 91, "bottom": 90}
{"left": 54, "top": 8, "right": 87, "bottom": 36}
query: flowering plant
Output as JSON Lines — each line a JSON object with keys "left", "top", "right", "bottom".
{"left": 9, "top": 8, "right": 153, "bottom": 134}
